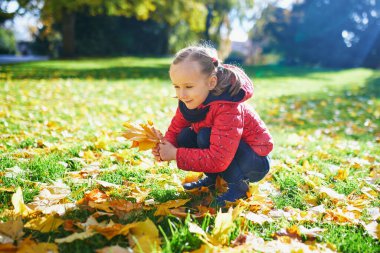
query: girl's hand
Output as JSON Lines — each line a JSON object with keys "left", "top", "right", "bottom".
{"left": 152, "top": 127, "right": 164, "bottom": 162}
{"left": 158, "top": 139, "right": 177, "bottom": 161}
{"left": 152, "top": 144, "right": 162, "bottom": 162}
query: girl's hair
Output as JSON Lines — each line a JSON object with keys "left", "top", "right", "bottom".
{"left": 172, "top": 45, "right": 242, "bottom": 96}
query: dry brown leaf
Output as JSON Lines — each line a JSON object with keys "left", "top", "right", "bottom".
{"left": 0, "top": 243, "right": 17, "bottom": 252}
{"left": 0, "top": 216, "right": 24, "bottom": 240}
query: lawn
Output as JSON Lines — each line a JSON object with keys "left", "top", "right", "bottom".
{"left": 0, "top": 58, "right": 379, "bottom": 252}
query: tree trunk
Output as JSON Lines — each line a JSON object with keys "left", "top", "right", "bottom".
{"left": 61, "top": 10, "right": 76, "bottom": 58}
{"left": 205, "top": 5, "right": 213, "bottom": 41}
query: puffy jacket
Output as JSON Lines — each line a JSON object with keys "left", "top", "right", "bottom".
{"left": 164, "top": 65, "right": 273, "bottom": 173}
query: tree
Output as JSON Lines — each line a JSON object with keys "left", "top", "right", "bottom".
{"left": 253, "top": 0, "right": 380, "bottom": 68}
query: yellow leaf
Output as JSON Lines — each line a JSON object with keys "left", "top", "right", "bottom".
{"left": 128, "top": 219, "right": 161, "bottom": 253}
{"left": 24, "top": 215, "right": 64, "bottom": 233}
{"left": 188, "top": 244, "right": 215, "bottom": 253}
{"left": 129, "top": 234, "right": 161, "bottom": 253}
{"left": 182, "top": 172, "right": 203, "bottom": 184}
{"left": 0, "top": 216, "right": 24, "bottom": 240}
{"left": 154, "top": 199, "right": 190, "bottom": 216}
{"left": 211, "top": 208, "right": 235, "bottom": 245}
{"left": 335, "top": 168, "right": 349, "bottom": 181}
{"left": 11, "top": 187, "right": 32, "bottom": 217}
{"left": 18, "top": 237, "right": 58, "bottom": 253}
{"left": 122, "top": 121, "right": 160, "bottom": 151}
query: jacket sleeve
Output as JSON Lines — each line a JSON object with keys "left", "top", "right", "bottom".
{"left": 164, "top": 107, "right": 191, "bottom": 147}
{"left": 176, "top": 104, "right": 243, "bottom": 173}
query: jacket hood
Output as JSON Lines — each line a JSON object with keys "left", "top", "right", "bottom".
{"left": 201, "top": 64, "right": 253, "bottom": 107}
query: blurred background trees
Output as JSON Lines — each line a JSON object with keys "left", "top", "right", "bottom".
{"left": 1, "top": 0, "right": 379, "bottom": 68}
{"left": 252, "top": 0, "right": 380, "bottom": 68}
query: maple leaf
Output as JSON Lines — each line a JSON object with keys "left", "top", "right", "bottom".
{"left": 122, "top": 121, "right": 161, "bottom": 151}
{"left": 154, "top": 199, "right": 190, "bottom": 216}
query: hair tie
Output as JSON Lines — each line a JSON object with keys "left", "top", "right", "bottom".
{"left": 211, "top": 57, "right": 219, "bottom": 67}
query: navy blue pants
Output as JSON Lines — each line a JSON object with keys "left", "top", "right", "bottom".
{"left": 177, "top": 127, "right": 270, "bottom": 189}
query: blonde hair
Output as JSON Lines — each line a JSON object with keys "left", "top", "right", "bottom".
{"left": 172, "top": 45, "right": 242, "bottom": 96}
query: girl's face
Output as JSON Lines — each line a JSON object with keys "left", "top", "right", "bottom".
{"left": 169, "top": 60, "right": 217, "bottom": 109}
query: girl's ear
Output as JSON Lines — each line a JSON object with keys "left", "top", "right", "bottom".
{"left": 208, "top": 75, "right": 217, "bottom": 90}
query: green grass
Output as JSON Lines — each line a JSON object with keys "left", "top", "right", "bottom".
{"left": 0, "top": 58, "right": 379, "bottom": 252}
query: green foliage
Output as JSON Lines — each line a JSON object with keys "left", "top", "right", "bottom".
{"left": 321, "top": 223, "right": 380, "bottom": 253}
{"left": 0, "top": 27, "right": 16, "bottom": 54}
{"left": 272, "top": 171, "right": 308, "bottom": 210}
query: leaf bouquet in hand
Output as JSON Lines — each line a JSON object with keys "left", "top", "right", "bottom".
{"left": 122, "top": 121, "right": 162, "bottom": 151}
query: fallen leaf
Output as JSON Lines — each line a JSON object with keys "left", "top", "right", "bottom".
{"left": 363, "top": 221, "right": 379, "bottom": 240}
{"left": 96, "top": 245, "right": 133, "bottom": 253}
{"left": 18, "top": 237, "right": 58, "bottom": 253}
{"left": 55, "top": 230, "right": 96, "bottom": 243}
{"left": 211, "top": 208, "right": 235, "bottom": 245}
{"left": 182, "top": 172, "right": 203, "bottom": 184}
{"left": 127, "top": 219, "right": 161, "bottom": 253}
{"left": 24, "top": 215, "right": 64, "bottom": 233}
{"left": 242, "top": 212, "right": 273, "bottom": 225}
{"left": 154, "top": 199, "right": 190, "bottom": 216}
{"left": 11, "top": 187, "right": 32, "bottom": 217}
{"left": 318, "top": 186, "right": 345, "bottom": 201}
{"left": 0, "top": 216, "right": 24, "bottom": 240}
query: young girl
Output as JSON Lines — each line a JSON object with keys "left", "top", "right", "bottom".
{"left": 152, "top": 45, "right": 273, "bottom": 206}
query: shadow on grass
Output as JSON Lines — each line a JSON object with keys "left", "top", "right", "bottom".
{"left": 262, "top": 76, "right": 380, "bottom": 141}
{"left": 244, "top": 65, "right": 339, "bottom": 80}
{"left": 1, "top": 63, "right": 170, "bottom": 80}
{"left": 1, "top": 61, "right": 343, "bottom": 81}
{"left": 362, "top": 72, "right": 380, "bottom": 97}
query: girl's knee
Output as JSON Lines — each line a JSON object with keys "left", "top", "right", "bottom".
{"left": 197, "top": 128, "right": 211, "bottom": 148}
{"left": 176, "top": 127, "right": 197, "bottom": 147}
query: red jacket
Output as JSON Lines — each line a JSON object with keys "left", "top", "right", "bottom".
{"left": 164, "top": 65, "right": 273, "bottom": 173}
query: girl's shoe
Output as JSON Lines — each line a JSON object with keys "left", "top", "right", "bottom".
{"left": 215, "top": 184, "right": 248, "bottom": 207}
{"left": 183, "top": 176, "right": 216, "bottom": 190}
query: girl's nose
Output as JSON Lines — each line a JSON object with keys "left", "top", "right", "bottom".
{"left": 178, "top": 89, "right": 187, "bottom": 99}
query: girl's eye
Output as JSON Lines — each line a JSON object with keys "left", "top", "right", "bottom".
{"left": 186, "top": 86, "right": 193, "bottom": 89}
{"left": 174, "top": 86, "right": 179, "bottom": 89}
